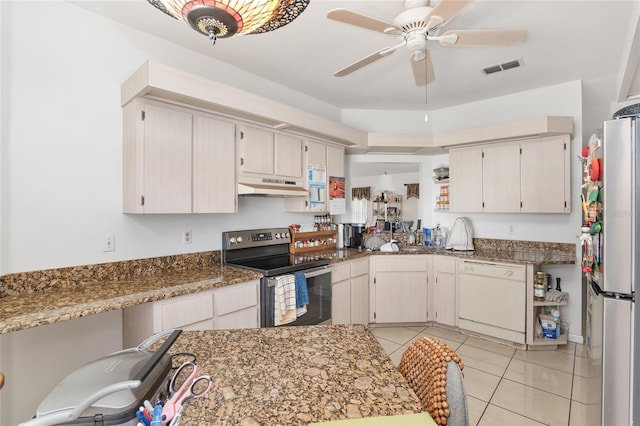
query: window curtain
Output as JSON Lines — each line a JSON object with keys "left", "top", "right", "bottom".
{"left": 406, "top": 183, "right": 420, "bottom": 199}
{"left": 351, "top": 186, "right": 371, "bottom": 201}
{"left": 351, "top": 186, "right": 370, "bottom": 225}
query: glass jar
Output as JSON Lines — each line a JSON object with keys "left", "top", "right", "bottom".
{"left": 534, "top": 271, "right": 548, "bottom": 301}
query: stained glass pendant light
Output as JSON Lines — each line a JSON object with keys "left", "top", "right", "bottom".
{"left": 148, "top": 0, "right": 310, "bottom": 45}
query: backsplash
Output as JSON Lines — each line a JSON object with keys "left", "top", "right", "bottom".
{"left": 0, "top": 251, "right": 221, "bottom": 298}
{"left": 364, "top": 232, "right": 575, "bottom": 256}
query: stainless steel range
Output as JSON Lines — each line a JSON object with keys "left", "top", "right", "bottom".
{"left": 222, "top": 228, "right": 332, "bottom": 327}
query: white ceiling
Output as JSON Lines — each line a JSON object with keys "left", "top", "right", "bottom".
{"left": 71, "top": 0, "right": 637, "bottom": 112}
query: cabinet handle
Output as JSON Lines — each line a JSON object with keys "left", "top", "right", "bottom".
{"left": 141, "top": 195, "right": 145, "bottom": 206}
{"left": 240, "top": 157, "right": 244, "bottom": 166}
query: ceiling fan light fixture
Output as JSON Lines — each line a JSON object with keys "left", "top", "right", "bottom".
{"left": 147, "top": 0, "right": 310, "bottom": 42}
{"left": 412, "top": 50, "right": 426, "bottom": 62}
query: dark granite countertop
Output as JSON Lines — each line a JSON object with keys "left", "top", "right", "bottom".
{"left": 301, "top": 246, "right": 575, "bottom": 266}
{"left": 0, "top": 238, "right": 575, "bottom": 335}
{"left": 167, "top": 325, "right": 425, "bottom": 425}
{"left": 0, "top": 264, "right": 261, "bottom": 334}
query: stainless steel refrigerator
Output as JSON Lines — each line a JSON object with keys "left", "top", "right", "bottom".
{"left": 584, "top": 103, "right": 639, "bottom": 426}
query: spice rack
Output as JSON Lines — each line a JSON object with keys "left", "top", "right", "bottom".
{"left": 288, "top": 227, "right": 337, "bottom": 254}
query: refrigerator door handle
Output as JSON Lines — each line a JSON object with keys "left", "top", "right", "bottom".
{"left": 591, "top": 279, "right": 635, "bottom": 301}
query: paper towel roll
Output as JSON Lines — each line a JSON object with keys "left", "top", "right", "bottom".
{"left": 337, "top": 224, "right": 344, "bottom": 249}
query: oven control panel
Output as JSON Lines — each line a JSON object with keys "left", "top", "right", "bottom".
{"left": 223, "top": 228, "right": 291, "bottom": 250}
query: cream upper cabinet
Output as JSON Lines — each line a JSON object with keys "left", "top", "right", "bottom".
{"left": 237, "top": 124, "right": 274, "bottom": 176}
{"left": 284, "top": 140, "right": 336, "bottom": 212}
{"left": 449, "top": 146, "right": 483, "bottom": 212}
{"left": 274, "top": 133, "right": 303, "bottom": 178}
{"left": 482, "top": 143, "right": 521, "bottom": 212}
{"left": 237, "top": 125, "right": 305, "bottom": 180}
{"left": 193, "top": 115, "right": 237, "bottom": 213}
{"left": 327, "top": 145, "right": 345, "bottom": 178}
{"left": 122, "top": 98, "right": 236, "bottom": 214}
{"left": 520, "top": 135, "right": 570, "bottom": 213}
{"left": 449, "top": 135, "right": 570, "bottom": 213}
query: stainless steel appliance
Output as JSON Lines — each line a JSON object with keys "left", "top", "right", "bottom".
{"left": 583, "top": 104, "right": 639, "bottom": 425}
{"left": 222, "top": 228, "right": 332, "bottom": 327}
{"left": 343, "top": 223, "right": 366, "bottom": 249}
{"left": 21, "top": 330, "right": 180, "bottom": 426}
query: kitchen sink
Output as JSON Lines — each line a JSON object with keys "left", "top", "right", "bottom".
{"left": 399, "top": 246, "right": 425, "bottom": 252}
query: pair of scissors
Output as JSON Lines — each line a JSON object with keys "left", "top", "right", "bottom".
{"left": 161, "top": 361, "right": 212, "bottom": 424}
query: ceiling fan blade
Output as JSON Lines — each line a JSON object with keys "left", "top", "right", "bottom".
{"left": 427, "top": 0, "right": 473, "bottom": 28}
{"left": 334, "top": 47, "right": 399, "bottom": 77}
{"left": 411, "top": 50, "right": 435, "bottom": 86}
{"left": 327, "top": 8, "right": 400, "bottom": 34}
{"left": 440, "top": 29, "right": 528, "bottom": 47}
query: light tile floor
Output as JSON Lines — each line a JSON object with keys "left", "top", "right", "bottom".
{"left": 371, "top": 325, "right": 601, "bottom": 426}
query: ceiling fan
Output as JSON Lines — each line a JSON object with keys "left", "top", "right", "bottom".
{"left": 327, "top": 0, "right": 527, "bottom": 86}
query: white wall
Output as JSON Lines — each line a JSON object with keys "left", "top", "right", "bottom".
{"left": 0, "top": 1, "right": 340, "bottom": 274}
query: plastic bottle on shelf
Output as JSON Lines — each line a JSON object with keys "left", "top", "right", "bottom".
{"left": 432, "top": 224, "right": 444, "bottom": 249}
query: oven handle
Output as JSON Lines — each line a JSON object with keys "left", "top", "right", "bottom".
{"left": 267, "top": 266, "right": 332, "bottom": 287}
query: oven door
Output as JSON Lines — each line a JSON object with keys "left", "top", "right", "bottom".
{"left": 261, "top": 266, "right": 332, "bottom": 327}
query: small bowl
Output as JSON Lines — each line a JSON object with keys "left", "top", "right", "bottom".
{"left": 433, "top": 167, "right": 449, "bottom": 178}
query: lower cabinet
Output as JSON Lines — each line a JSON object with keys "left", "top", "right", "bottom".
{"left": 331, "top": 258, "right": 369, "bottom": 325}
{"left": 123, "top": 280, "right": 259, "bottom": 347}
{"left": 433, "top": 256, "right": 457, "bottom": 327}
{"left": 371, "top": 255, "right": 428, "bottom": 323}
{"left": 212, "top": 280, "right": 260, "bottom": 330}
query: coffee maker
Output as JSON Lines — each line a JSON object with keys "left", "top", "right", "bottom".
{"left": 343, "top": 223, "right": 366, "bottom": 249}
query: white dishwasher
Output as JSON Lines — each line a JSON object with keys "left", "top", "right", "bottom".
{"left": 458, "top": 259, "right": 526, "bottom": 343}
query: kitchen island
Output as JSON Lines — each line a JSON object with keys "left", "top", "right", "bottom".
{"left": 164, "top": 324, "right": 430, "bottom": 425}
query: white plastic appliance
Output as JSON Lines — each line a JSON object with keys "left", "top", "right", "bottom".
{"left": 445, "top": 217, "right": 474, "bottom": 251}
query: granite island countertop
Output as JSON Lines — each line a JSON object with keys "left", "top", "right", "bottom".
{"left": 165, "top": 325, "right": 428, "bottom": 425}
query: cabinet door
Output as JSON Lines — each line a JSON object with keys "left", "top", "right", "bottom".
{"left": 520, "top": 135, "right": 570, "bottom": 213}
{"left": 351, "top": 274, "right": 369, "bottom": 325}
{"left": 402, "top": 272, "right": 428, "bottom": 322}
{"left": 331, "top": 279, "right": 351, "bottom": 325}
{"left": 142, "top": 103, "right": 193, "bottom": 213}
{"left": 237, "top": 125, "right": 274, "bottom": 175}
{"left": 306, "top": 141, "right": 328, "bottom": 211}
{"left": 274, "top": 133, "right": 303, "bottom": 178}
{"left": 159, "top": 291, "right": 214, "bottom": 330}
{"left": 214, "top": 307, "right": 258, "bottom": 330}
{"left": 374, "top": 272, "right": 403, "bottom": 323}
{"left": 449, "top": 147, "right": 483, "bottom": 212}
{"left": 307, "top": 141, "right": 327, "bottom": 168}
{"left": 327, "top": 145, "right": 345, "bottom": 178}
{"left": 435, "top": 272, "right": 456, "bottom": 326}
{"left": 193, "top": 115, "right": 237, "bottom": 213}
{"left": 482, "top": 143, "right": 521, "bottom": 212}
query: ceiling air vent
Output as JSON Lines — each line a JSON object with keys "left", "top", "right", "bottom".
{"left": 482, "top": 59, "right": 524, "bottom": 75}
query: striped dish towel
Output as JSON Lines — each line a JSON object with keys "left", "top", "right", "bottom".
{"left": 274, "top": 275, "right": 297, "bottom": 326}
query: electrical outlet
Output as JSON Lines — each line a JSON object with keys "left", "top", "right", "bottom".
{"left": 508, "top": 224, "right": 515, "bottom": 234}
{"left": 183, "top": 230, "right": 192, "bottom": 244}
{"left": 104, "top": 234, "right": 115, "bottom": 252}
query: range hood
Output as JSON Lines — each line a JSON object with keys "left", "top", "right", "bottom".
{"left": 238, "top": 176, "right": 307, "bottom": 197}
